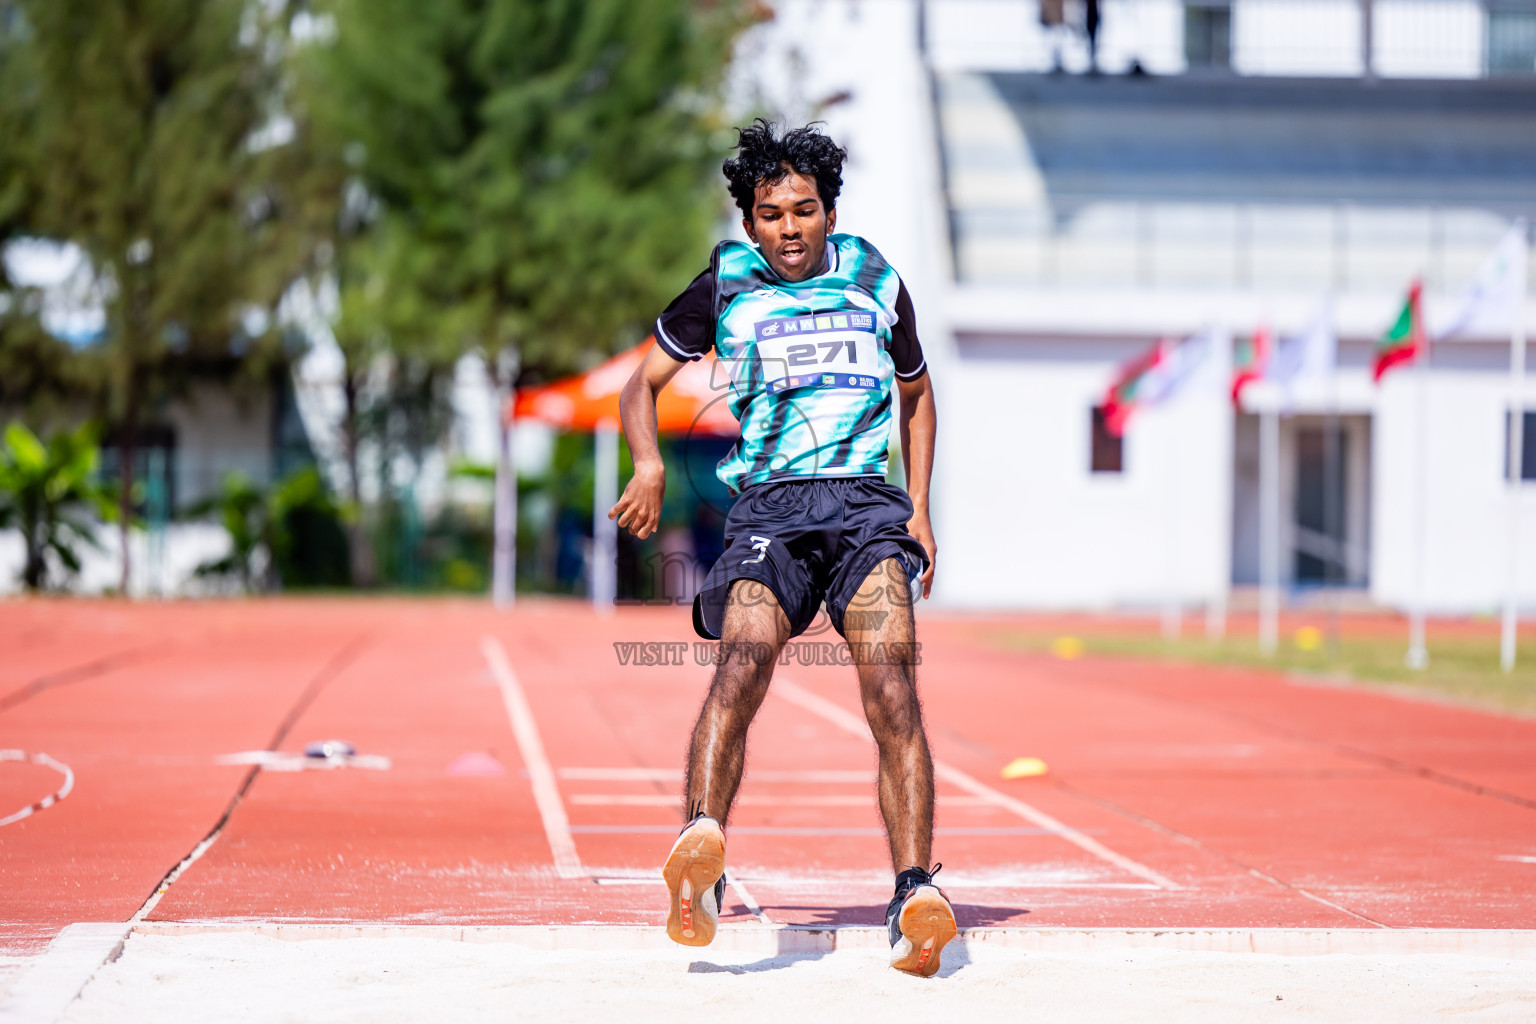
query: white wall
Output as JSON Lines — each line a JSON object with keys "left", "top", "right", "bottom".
{"left": 936, "top": 337, "right": 1232, "bottom": 609}
{"left": 0, "top": 523, "right": 233, "bottom": 597}
{"left": 170, "top": 382, "right": 274, "bottom": 502}
{"left": 924, "top": 0, "right": 1489, "bottom": 79}
{"left": 1371, "top": 354, "right": 1536, "bottom": 613}
{"left": 0, "top": 384, "right": 273, "bottom": 596}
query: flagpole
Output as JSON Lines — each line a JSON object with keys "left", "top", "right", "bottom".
{"left": 1325, "top": 383, "right": 1342, "bottom": 656}
{"left": 1259, "top": 404, "right": 1280, "bottom": 656}
{"left": 1502, "top": 228, "right": 1528, "bottom": 673}
{"left": 1407, "top": 338, "right": 1430, "bottom": 670}
{"left": 493, "top": 378, "right": 518, "bottom": 608}
{"left": 1162, "top": 432, "right": 1183, "bottom": 642}
{"left": 592, "top": 418, "right": 620, "bottom": 616}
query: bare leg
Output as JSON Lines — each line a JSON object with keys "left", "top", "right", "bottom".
{"left": 684, "top": 579, "right": 791, "bottom": 825}
{"left": 844, "top": 557, "right": 934, "bottom": 871}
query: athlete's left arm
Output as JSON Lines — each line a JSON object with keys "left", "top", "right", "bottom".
{"left": 897, "top": 372, "right": 937, "bottom": 599}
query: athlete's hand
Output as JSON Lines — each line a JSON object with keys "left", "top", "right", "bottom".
{"left": 906, "top": 509, "right": 937, "bottom": 599}
{"left": 610, "top": 462, "right": 665, "bottom": 540}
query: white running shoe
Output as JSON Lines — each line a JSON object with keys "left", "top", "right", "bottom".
{"left": 886, "top": 864, "right": 957, "bottom": 977}
{"left": 662, "top": 815, "right": 727, "bottom": 946}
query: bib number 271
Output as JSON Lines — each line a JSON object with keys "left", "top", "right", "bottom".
{"left": 786, "top": 339, "right": 858, "bottom": 367}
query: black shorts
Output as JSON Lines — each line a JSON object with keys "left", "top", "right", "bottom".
{"left": 691, "top": 477, "right": 929, "bottom": 640}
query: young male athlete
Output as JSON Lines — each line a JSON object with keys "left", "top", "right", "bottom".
{"left": 609, "top": 121, "right": 955, "bottom": 976}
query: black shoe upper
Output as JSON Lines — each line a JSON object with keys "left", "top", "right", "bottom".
{"left": 886, "top": 863, "right": 943, "bottom": 946}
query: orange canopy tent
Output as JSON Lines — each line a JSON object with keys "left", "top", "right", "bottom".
{"left": 509, "top": 338, "right": 738, "bottom": 436}
{"left": 502, "top": 338, "right": 736, "bottom": 612}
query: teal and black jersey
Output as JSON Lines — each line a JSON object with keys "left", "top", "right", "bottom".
{"left": 654, "top": 234, "right": 927, "bottom": 495}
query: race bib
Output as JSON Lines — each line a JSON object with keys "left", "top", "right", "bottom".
{"left": 750, "top": 310, "right": 882, "bottom": 394}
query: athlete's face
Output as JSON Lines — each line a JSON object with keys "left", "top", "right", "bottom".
{"left": 743, "top": 170, "right": 836, "bottom": 282}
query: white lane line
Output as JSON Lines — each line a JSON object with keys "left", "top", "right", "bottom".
{"left": 481, "top": 636, "right": 584, "bottom": 880}
{"left": 724, "top": 869, "right": 773, "bottom": 924}
{"left": 214, "top": 751, "right": 391, "bottom": 772}
{"left": 130, "top": 831, "right": 222, "bottom": 925}
{"left": 587, "top": 875, "right": 1158, "bottom": 892}
{"left": 0, "top": 922, "right": 127, "bottom": 1024}
{"left": 568, "top": 793, "right": 993, "bottom": 807}
{"left": 774, "top": 678, "right": 1180, "bottom": 891}
{"left": 557, "top": 767, "right": 874, "bottom": 784}
{"left": 0, "top": 750, "right": 74, "bottom": 827}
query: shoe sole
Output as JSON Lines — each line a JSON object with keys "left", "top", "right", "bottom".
{"left": 662, "top": 819, "right": 726, "bottom": 947}
{"left": 890, "top": 886, "right": 957, "bottom": 977}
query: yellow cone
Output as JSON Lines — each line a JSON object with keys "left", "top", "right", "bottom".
{"left": 1051, "top": 636, "right": 1084, "bottom": 660}
{"left": 1001, "top": 756, "right": 1049, "bottom": 779}
{"left": 1294, "top": 626, "right": 1323, "bottom": 652}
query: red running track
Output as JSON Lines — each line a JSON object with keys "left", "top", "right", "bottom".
{"left": 2, "top": 599, "right": 1534, "bottom": 954}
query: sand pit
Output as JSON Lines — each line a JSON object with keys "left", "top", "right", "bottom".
{"left": 59, "top": 929, "right": 1536, "bottom": 1023}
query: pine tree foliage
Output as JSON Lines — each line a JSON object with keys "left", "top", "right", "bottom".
{"left": 0, "top": 0, "right": 329, "bottom": 586}
{"left": 304, "top": 0, "right": 753, "bottom": 381}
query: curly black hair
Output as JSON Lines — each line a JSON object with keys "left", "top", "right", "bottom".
{"left": 722, "top": 119, "right": 847, "bottom": 219}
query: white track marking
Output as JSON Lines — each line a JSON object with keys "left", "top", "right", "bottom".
{"left": 724, "top": 870, "right": 772, "bottom": 924}
{"left": 481, "top": 636, "right": 584, "bottom": 880}
{"left": 214, "top": 751, "right": 391, "bottom": 772}
{"left": 130, "top": 830, "right": 223, "bottom": 924}
{"left": 557, "top": 767, "right": 874, "bottom": 784}
{"left": 0, "top": 750, "right": 74, "bottom": 827}
{"left": 119, "top": 920, "right": 1536, "bottom": 957}
{"left": 931, "top": 765, "right": 1179, "bottom": 889}
{"left": 572, "top": 824, "right": 1086, "bottom": 837}
{"left": 0, "top": 922, "right": 127, "bottom": 1023}
{"left": 568, "top": 793, "right": 992, "bottom": 807}
{"left": 774, "top": 679, "right": 1180, "bottom": 891}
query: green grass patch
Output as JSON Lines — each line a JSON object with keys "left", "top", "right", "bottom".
{"left": 986, "top": 626, "right": 1536, "bottom": 718}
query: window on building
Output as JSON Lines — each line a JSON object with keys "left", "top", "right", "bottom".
{"left": 1090, "top": 406, "right": 1123, "bottom": 474}
{"left": 1184, "top": 2, "right": 1232, "bottom": 70}
{"left": 1506, "top": 410, "right": 1536, "bottom": 481}
{"left": 1294, "top": 427, "right": 1348, "bottom": 584}
{"left": 1488, "top": 6, "right": 1536, "bottom": 76}
{"left": 99, "top": 423, "right": 177, "bottom": 522}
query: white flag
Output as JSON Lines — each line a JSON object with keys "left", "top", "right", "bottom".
{"left": 1270, "top": 299, "right": 1336, "bottom": 408}
{"left": 1141, "top": 326, "right": 1231, "bottom": 405}
{"left": 1436, "top": 220, "right": 1528, "bottom": 342}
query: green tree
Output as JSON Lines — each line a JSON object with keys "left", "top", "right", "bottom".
{"left": 185, "top": 466, "right": 350, "bottom": 592}
{"left": 0, "top": 3, "right": 93, "bottom": 423}
{"left": 297, "top": 0, "right": 753, "bottom": 587}
{"left": 184, "top": 471, "right": 268, "bottom": 592}
{"left": 0, "top": 421, "right": 115, "bottom": 590}
{"left": 0, "top": 0, "right": 329, "bottom": 592}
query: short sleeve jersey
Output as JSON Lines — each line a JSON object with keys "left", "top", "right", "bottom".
{"left": 654, "top": 234, "right": 927, "bottom": 495}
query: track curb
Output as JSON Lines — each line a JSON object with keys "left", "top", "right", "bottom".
{"left": 128, "top": 923, "right": 1536, "bottom": 958}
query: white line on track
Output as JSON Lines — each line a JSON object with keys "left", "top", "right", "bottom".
{"left": 567, "top": 794, "right": 994, "bottom": 807}
{"left": 129, "top": 832, "right": 222, "bottom": 925}
{"left": 725, "top": 870, "right": 772, "bottom": 924}
{"left": 0, "top": 750, "right": 74, "bottom": 827}
{"left": 481, "top": 636, "right": 584, "bottom": 880}
{"left": 213, "top": 751, "right": 391, "bottom": 772}
{"left": 774, "top": 678, "right": 1181, "bottom": 891}
{"left": 557, "top": 767, "right": 874, "bottom": 784}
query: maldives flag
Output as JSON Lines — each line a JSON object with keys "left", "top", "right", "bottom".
{"left": 1101, "top": 340, "right": 1165, "bottom": 436}
{"left": 1373, "top": 281, "right": 1425, "bottom": 381}
{"left": 1230, "top": 327, "right": 1272, "bottom": 406}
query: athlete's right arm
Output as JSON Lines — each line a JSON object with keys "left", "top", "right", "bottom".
{"left": 609, "top": 345, "right": 689, "bottom": 540}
